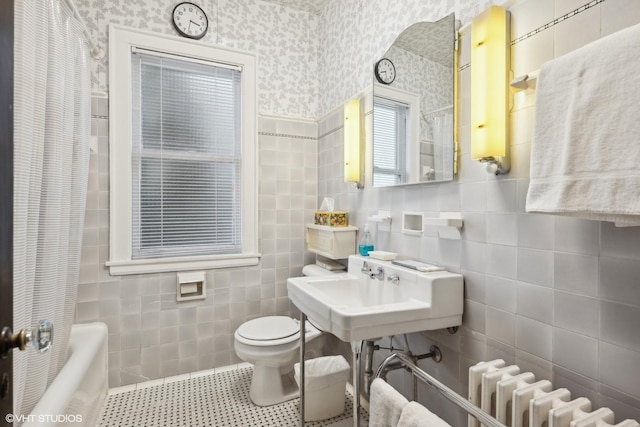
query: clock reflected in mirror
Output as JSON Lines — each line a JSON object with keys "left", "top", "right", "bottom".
{"left": 172, "top": 2, "right": 209, "bottom": 40}
{"left": 374, "top": 58, "right": 396, "bottom": 85}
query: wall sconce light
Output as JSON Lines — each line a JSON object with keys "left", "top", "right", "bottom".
{"left": 471, "top": 5, "right": 510, "bottom": 175}
{"left": 344, "top": 98, "right": 363, "bottom": 188}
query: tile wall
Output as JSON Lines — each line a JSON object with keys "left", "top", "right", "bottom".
{"left": 318, "top": 0, "right": 640, "bottom": 425}
{"left": 81, "top": 103, "right": 317, "bottom": 386}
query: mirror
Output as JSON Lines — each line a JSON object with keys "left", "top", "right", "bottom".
{"left": 371, "top": 14, "right": 455, "bottom": 187}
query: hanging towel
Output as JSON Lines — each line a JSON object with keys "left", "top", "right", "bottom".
{"left": 398, "top": 401, "right": 452, "bottom": 427}
{"left": 526, "top": 22, "right": 640, "bottom": 226}
{"left": 369, "top": 378, "right": 409, "bottom": 427}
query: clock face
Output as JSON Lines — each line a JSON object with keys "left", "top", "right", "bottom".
{"left": 375, "top": 58, "right": 396, "bottom": 85}
{"left": 172, "top": 2, "right": 208, "bottom": 40}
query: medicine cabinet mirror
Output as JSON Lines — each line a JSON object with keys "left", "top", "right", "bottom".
{"left": 371, "top": 13, "right": 455, "bottom": 187}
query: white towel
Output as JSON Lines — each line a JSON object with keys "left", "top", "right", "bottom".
{"left": 369, "top": 378, "right": 409, "bottom": 427}
{"left": 526, "top": 22, "right": 640, "bottom": 226}
{"left": 397, "top": 401, "right": 452, "bottom": 427}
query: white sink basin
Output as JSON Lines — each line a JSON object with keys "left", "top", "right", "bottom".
{"left": 287, "top": 255, "right": 463, "bottom": 342}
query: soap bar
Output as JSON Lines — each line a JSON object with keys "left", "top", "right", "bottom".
{"left": 392, "top": 260, "right": 444, "bottom": 272}
{"left": 314, "top": 211, "right": 348, "bottom": 227}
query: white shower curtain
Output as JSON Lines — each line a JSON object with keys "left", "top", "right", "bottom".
{"left": 432, "top": 111, "right": 454, "bottom": 181}
{"left": 13, "top": 0, "right": 90, "bottom": 416}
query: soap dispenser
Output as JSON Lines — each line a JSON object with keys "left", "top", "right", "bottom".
{"left": 358, "top": 224, "right": 374, "bottom": 256}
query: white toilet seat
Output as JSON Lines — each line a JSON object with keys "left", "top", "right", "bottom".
{"left": 235, "top": 316, "right": 320, "bottom": 347}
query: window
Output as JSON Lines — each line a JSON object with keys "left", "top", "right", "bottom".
{"left": 108, "top": 25, "right": 258, "bottom": 275}
{"left": 370, "top": 85, "right": 420, "bottom": 187}
{"left": 373, "top": 97, "right": 409, "bottom": 187}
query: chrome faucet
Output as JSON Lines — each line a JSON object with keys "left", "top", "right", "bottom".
{"left": 361, "top": 261, "right": 370, "bottom": 275}
{"left": 370, "top": 267, "right": 384, "bottom": 280}
{"left": 387, "top": 274, "right": 400, "bottom": 285}
{"left": 361, "top": 261, "right": 384, "bottom": 280}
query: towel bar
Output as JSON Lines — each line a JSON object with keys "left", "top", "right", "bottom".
{"left": 375, "top": 352, "right": 507, "bottom": 427}
{"left": 510, "top": 69, "right": 539, "bottom": 91}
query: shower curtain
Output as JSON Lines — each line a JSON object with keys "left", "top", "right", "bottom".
{"left": 432, "top": 110, "right": 454, "bottom": 181}
{"left": 13, "top": 0, "right": 90, "bottom": 416}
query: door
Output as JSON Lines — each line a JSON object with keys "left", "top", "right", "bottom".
{"left": 0, "top": 0, "right": 13, "bottom": 424}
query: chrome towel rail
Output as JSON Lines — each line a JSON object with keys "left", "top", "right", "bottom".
{"left": 375, "top": 352, "right": 507, "bottom": 427}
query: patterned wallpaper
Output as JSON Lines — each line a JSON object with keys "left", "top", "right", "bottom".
{"left": 75, "top": 0, "right": 505, "bottom": 119}
{"left": 317, "top": 0, "right": 500, "bottom": 117}
{"left": 75, "top": 0, "right": 319, "bottom": 119}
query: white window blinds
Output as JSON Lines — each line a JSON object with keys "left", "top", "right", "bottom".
{"left": 373, "top": 97, "right": 408, "bottom": 187}
{"left": 131, "top": 50, "right": 242, "bottom": 259}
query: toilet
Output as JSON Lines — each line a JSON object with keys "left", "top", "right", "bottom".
{"left": 233, "top": 264, "right": 341, "bottom": 406}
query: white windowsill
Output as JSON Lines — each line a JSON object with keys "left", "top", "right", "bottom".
{"left": 106, "top": 253, "right": 261, "bottom": 275}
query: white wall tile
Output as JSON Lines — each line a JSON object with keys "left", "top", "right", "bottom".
{"left": 601, "top": 0, "right": 640, "bottom": 36}
{"left": 462, "top": 270, "right": 485, "bottom": 304}
{"left": 516, "top": 315, "right": 552, "bottom": 360}
{"left": 554, "top": 3, "right": 601, "bottom": 56}
{"left": 517, "top": 248, "right": 553, "bottom": 287}
{"left": 601, "top": 221, "right": 640, "bottom": 259}
{"left": 486, "top": 214, "right": 518, "bottom": 246}
{"left": 600, "top": 300, "right": 640, "bottom": 352}
{"left": 461, "top": 213, "right": 486, "bottom": 243}
{"left": 461, "top": 241, "right": 486, "bottom": 273}
{"left": 554, "top": 290, "right": 599, "bottom": 338}
{"left": 464, "top": 299, "right": 486, "bottom": 334}
{"left": 486, "top": 244, "right": 517, "bottom": 280}
{"left": 554, "top": 217, "right": 600, "bottom": 255}
{"left": 553, "top": 328, "right": 598, "bottom": 379}
{"left": 518, "top": 213, "right": 554, "bottom": 250}
{"left": 486, "top": 307, "right": 516, "bottom": 346}
{"left": 554, "top": 252, "right": 599, "bottom": 297}
{"left": 510, "top": 30, "right": 555, "bottom": 79}
{"left": 485, "top": 275, "right": 516, "bottom": 313}
{"left": 509, "top": 0, "right": 555, "bottom": 38}
{"left": 486, "top": 180, "right": 517, "bottom": 213}
{"left": 462, "top": 182, "right": 487, "bottom": 212}
{"left": 599, "top": 256, "right": 640, "bottom": 307}
{"left": 599, "top": 342, "right": 640, "bottom": 399}
{"left": 517, "top": 282, "right": 553, "bottom": 323}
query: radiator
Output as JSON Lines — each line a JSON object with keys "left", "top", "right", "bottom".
{"left": 468, "top": 359, "right": 639, "bottom": 427}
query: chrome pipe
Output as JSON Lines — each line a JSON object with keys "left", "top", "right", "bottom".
{"left": 375, "top": 352, "right": 507, "bottom": 427}
{"left": 299, "top": 314, "right": 306, "bottom": 426}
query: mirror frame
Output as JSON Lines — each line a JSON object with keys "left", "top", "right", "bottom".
{"left": 369, "top": 13, "right": 456, "bottom": 188}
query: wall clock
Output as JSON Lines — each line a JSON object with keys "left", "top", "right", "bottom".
{"left": 374, "top": 58, "right": 396, "bottom": 85}
{"left": 172, "top": 2, "right": 208, "bottom": 40}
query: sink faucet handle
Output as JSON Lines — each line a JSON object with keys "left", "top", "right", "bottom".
{"left": 371, "top": 267, "right": 385, "bottom": 280}
{"left": 387, "top": 274, "right": 400, "bottom": 285}
{"left": 361, "top": 261, "right": 370, "bottom": 275}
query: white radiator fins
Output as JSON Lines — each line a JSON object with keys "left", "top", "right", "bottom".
{"left": 569, "top": 407, "right": 615, "bottom": 427}
{"left": 529, "top": 387, "right": 571, "bottom": 427}
{"left": 469, "top": 359, "right": 506, "bottom": 427}
{"left": 481, "top": 366, "right": 521, "bottom": 421}
{"left": 468, "top": 360, "right": 639, "bottom": 427}
{"left": 496, "top": 372, "right": 536, "bottom": 426}
{"left": 512, "top": 380, "right": 554, "bottom": 427}
{"left": 549, "top": 397, "right": 592, "bottom": 427}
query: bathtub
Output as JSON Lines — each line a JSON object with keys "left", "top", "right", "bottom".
{"left": 24, "top": 322, "right": 108, "bottom": 427}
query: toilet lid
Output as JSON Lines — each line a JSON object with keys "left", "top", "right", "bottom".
{"left": 236, "top": 316, "right": 299, "bottom": 341}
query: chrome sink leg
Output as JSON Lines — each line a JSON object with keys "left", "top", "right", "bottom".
{"left": 351, "top": 340, "right": 362, "bottom": 427}
{"left": 300, "top": 313, "right": 306, "bottom": 426}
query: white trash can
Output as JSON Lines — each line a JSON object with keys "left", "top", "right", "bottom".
{"left": 294, "top": 355, "right": 350, "bottom": 421}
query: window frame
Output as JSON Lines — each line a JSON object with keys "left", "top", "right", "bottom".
{"left": 107, "top": 25, "right": 259, "bottom": 275}
{"left": 369, "top": 84, "right": 420, "bottom": 187}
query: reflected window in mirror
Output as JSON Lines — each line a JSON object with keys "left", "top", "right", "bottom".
{"left": 373, "top": 97, "right": 408, "bottom": 187}
{"left": 370, "top": 13, "right": 455, "bottom": 187}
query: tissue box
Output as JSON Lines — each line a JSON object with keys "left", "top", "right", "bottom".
{"left": 314, "top": 211, "right": 348, "bottom": 227}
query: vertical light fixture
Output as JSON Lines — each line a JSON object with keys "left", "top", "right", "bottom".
{"left": 471, "top": 5, "right": 510, "bottom": 175}
{"left": 344, "top": 98, "right": 363, "bottom": 188}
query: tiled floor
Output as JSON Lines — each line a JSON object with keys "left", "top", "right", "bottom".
{"left": 98, "top": 365, "right": 367, "bottom": 426}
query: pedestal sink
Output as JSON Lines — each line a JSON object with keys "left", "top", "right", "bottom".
{"left": 287, "top": 255, "right": 464, "bottom": 426}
